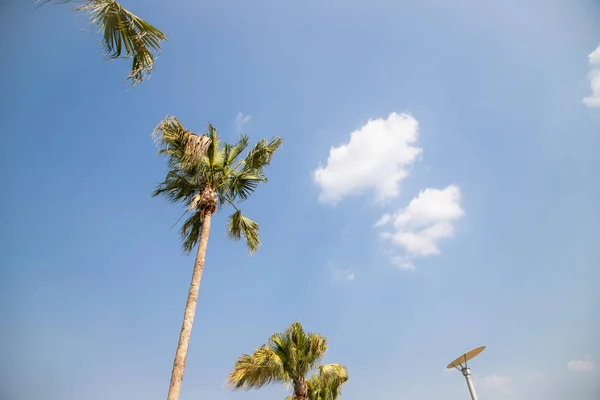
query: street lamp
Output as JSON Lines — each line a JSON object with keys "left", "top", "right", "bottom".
{"left": 446, "top": 346, "right": 486, "bottom": 400}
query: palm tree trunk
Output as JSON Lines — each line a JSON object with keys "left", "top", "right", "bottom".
{"left": 294, "top": 379, "right": 308, "bottom": 400}
{"left": 166, "top": 212, "right": 213, "bottom": 400}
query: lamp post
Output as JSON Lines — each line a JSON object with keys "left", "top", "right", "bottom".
{"left": 446, "top": 346, "right": 486, "bottom": 400}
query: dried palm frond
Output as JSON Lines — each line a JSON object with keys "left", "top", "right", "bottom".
{"left": 185, "top": 134, "right": 211, "bottom": 163}
{"left": 188, "top": 193, "right": 201, "bottom": 211}
{"left": 153, "top": 116, "right": 212, "bottom": 168}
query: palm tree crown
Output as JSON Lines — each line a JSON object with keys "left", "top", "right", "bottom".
{"left": 153, "top": 115, "right": 282, "bottom": 253}
{"left": 228, "top": 322, "right": 348, "bottom": 400}
{"left": 39, "top": 0, "right": 166, "bottom": 85}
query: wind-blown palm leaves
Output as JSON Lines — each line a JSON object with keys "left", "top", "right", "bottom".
{"left": 38, "top": 0, "right": 166, "bottom": 85}
{"left": 228, "top": 322, "right": 349, "bottom": 400}
{"left": 153, "top": 115, "right": 282, "bottom": 400}
{"left": 304, "top": 364, "right": 349, "bottom": 400}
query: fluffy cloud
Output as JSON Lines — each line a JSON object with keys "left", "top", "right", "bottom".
{"left": 480, "top": 375, "right": 512, "bottom": 394}
{"left": 314, "top": 112, "right": 463, "bottom": 271}
{"left": 235, "top": 112, "right": 251, "bottom": 133}
{"left": 314, "top": 113, "right": 422, "bottom": 205}
{"left": 583, "top": 45, "right": 600, "bottom": 108}
{"left": 376, "top": 185, "right": 464, "bottom": 256}
{"left": 567, "top": 355, "right": 595, "bottom": 372}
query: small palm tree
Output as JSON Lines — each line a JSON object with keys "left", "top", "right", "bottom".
{"left": 303, "top": 364, "right": 349, "bottom": 400}
{"left": 228, "top": 322, "right": 349, "bottom": 400}
{"left": 153, "top": 115, "right": 282, "bottom": 400}
{"left": 38, "top": 0, "right": 166, "bottom": 85}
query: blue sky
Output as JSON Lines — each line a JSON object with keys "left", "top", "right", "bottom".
{"left": 1, "top": 0, "right": 599, "bottom": 399}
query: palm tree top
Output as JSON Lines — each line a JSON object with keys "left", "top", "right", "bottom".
{"left": 227, "top": 321, "right": 329, "bottom": 391}
{"left": 153, "top": 115, "right": 282, "bottom": 254}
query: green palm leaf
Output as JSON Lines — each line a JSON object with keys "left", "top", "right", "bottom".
{"left": 226, "top": 171, "right": 263, "bottom": 201}
{"left": 152, "top": 170, "right": 203, "bottom": 205}
{"left": 244, "top": 137, "right": 283, "bottom": 170}
{"left": 39, "top": 0, "right": 166, "bottom": 85}
{"left": 227, "top": 210, "right": 260, "bottom": 254}
{"left": 224, "top": 135, "right": 250, "bottom": 166}
{"left": 205, "top": 124, "right": 225, "bottom": 169}
{"left": 314, "top": 364, "right": 348, "bottom": 400}
{"left": 228, "top": 346, "right": 288, "bottom": 390}
{"left": 179, "top": 210, "right": 203, "bottom": 253}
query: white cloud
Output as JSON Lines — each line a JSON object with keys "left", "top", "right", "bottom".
{"left": 480, "top": 375, "right": 512, "bottom": 394}
{"left": 374, "top": 214, "right": 392, "bottom": 227}
{"left": 582, "top": 70, "right": 600, "bottom": 108}
{"left": 567, "top": 355, "right": 595, "bottom": 372}
{"left": 235, "top": 112, "right": 251, "bottom": 133}
{"left": 583, "top": 45, "right": 600, "bottom": 108}
{"left": 390, "top": 256, "right": 415, "bottom": 270}
{"left": 313, "top": 112, "right": 422, "bottom": 205}
{"left": 589, "top": 45, "right": 600, "bottom": 65}
{"left": 332, "top": 268, "right": 355, "bottom": 281}
{"left": 376, "top": 185, "right": 464, "bottom": 257}
{"left": 326, "top": 260, "right": 355, "bottom": 281}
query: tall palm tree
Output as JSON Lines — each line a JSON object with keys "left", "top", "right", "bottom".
{"left": 228, "top": 322, "right": 349, "bottom": 400}
{"left": 153, "top": 115, "right": 282, "bottom": 400}
{"left": 38, "top": 0, "right": 166, "bottom": 85}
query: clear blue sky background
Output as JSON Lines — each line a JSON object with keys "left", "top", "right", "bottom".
{"left": 1, "top": 0, "right": 599, "bottom": 400}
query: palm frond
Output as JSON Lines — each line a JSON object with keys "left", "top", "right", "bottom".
{"left": 292, "top": 323, "right": 313, "bottom": 376}
{"left": 320, "top": 364, "right": 348, "bottom": 400}
{"left": 227, "top": 209, "right": 260, "bottom": 254}
{"left": 270, "top": 322, "right": 328, "bottom": 378}
{"left": 244, "top": 136, "right": 283, "bottom": 171}
{"left": 225, "top": 171, "right": 264, "bottom": 202}
{"left": 180, "top": 210, "right": 203, "bottom": 253}
{"left": 268, "top": 332, "right": 294, "bottom": 379}
{"left": 305, "top": 333, "right": 328, "bottom": 371}
{"left": 307, "top": 376, "right": 320, "bottom": 400}
{"left": 152, "top": 170, "right": 201, "bottom": 205}
{"left": 224, "top": 135, "right": 250, "bottom": 166}
{"left": 318, "top": 364, "right": 348, "bottom": 382}
{"left": 227, "top": 346, "right": 287, "bottom": 390}
{"left": 205, "top": 124, "right": 225, "bottom": 169}
{"left": 40, "top": 0, "right": 166, "bottom": 85}
{"left": 306, "top": 364, "right": 348, "bottom": 400}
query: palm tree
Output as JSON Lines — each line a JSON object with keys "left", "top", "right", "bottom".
{"left": 38, "top": 0, "right": 166, "bottom": 85}
{"left": 228, "top": 322, "right": 349, "bottom": 400}
{"left": 153, "top": 115, "right": 282, "bottom": 400}
{"left": 302, "top": 364, "right": 349, "bottom": 400}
